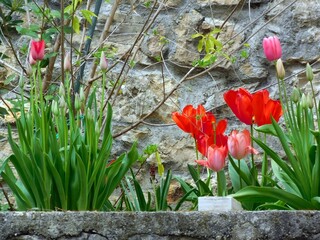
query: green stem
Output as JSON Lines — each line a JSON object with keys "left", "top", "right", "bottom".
{"left": 193, "top": 138, "right": 201, "bottom": 175}
{"left": 250, "top": 124, "right": 257, "bottom": 186}
{"left": 216, "top": 170, "right": 226, "bottom": 196}
{"left": 238, "top": 160, "right": 242, "bottom": 189}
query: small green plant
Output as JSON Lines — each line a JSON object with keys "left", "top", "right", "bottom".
{"left": 119, "top": 169, "right": 173, "bottom": 211}
{"left": 192, "top": 28, "right": 223, "bottom": 68}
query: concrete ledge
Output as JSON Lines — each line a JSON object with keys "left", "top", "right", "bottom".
{"left": 1, "top": 211, "right": 320, "bottom": 239}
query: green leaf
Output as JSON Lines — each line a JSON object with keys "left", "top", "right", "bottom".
{"left": 191, "top": 33, "right": 203, "bottom": 39}
{"left": 233, "top": 186, "right": 316, "bottom": 210}
{"left": 16, "top": 25, "right": 39, "bottom": 38}
{"left": 72, "top": 16, "right": 80, "bottom": 34}
{"left": 81, "top": 9, "right": 97, "bottom": 24}
{"left": 228, "top": 156, "right": 251, "bottom": 191}
{"left": 254, "top": 124, "right": 277, "bottom": 136}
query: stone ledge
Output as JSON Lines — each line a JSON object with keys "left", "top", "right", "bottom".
{"left": 1, "top": 211, "right": 320, "bottom": 239}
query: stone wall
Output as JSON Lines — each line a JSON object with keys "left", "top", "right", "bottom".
{"left": 101, "top": 0, "right": 320, "bottom": 182}
{"left": 1, "top": 211, "right": 320, "bottom": 239}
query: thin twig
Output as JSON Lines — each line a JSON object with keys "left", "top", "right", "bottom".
{"left": 113, "top": 65, "right": 197, "bottom": 138}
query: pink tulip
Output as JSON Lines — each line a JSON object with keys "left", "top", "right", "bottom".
{"left": 227, "top": 129, "right": 258, "bottom": 160}
{"left": 196, "top": 145, "right": 228, "bottom": 172}
{"left": 100, "top": 51, "right": 108, "bottom": 71}
{"left": 30, "top": 40, "right": 45, "bottom": 62}
{"left": 262, "top": 36, "right": 282, "bottom": 61}
{"left": 29, "top": 54, "right": 37, "bottom": 65}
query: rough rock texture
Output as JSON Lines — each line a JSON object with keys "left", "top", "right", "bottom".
{"left": 1, "top": 211, "right": 320, "bottom": 239}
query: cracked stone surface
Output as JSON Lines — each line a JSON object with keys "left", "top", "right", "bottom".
{"left": 1, "top": 211, "right": 320, "bottom": 239}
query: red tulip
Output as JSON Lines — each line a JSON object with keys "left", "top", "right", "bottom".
{"left": 172, "top": 105, "right": 207, "bottom": 138}
{"left": 30, "top": 40, "right": 45, "bottom": 62}
{"left": 196, "top": 144, "right": 228, "bottom": 172}
{"left": 196, "top": 119, "right": 228, "bottom": 157}
{"left": 252, "top": 90, "right": 283, "bottom": 126}
{"left": 227, "top": 129, "right": 258, "bottom": 160}
{"left": 263, "top": 36, "right": 282, "bottom": 61}
{"left": 223, "top": 88, "right": 254, "bottom": 125}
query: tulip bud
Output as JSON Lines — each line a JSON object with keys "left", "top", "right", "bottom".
{"left": 300, "top": 93, "right": 308, "bottom": 109}
{"left": 307, "top": 93, "right": 313, "bottom": 109}
{"left": 25, "top": 63, "right": 33, "bottom": 77}
{"left": 74, "top": 93, "right": 81, "bottom": 111}
{"left": 59, "top": 96, "right": 67, "bottom": 109}
{"left": 79, "top": 87, "right": 85, "bottom": 103}
{"left": 100, "top": 52, "right": 108, "bottom": 71}
{"left": 59, "top": 83, "right": 65, "bottom": 98}
{"left": 291, "top": 87, "right": 300, "bottom": 103}
{"left": 64, "top": 52, "right": 72, "bottom": 72}
{"left": 306, "top": 63, "right": 314, "bottom": 82}
{"left": 276, "top": 59, "right": 285, "bottom": 80}
{"left": 52, "top": 100, "right": 59, "bottom": 116}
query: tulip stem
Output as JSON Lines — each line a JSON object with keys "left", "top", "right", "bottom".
{"left": 238, "top": 160, "right": 242, "bottom": 189}
{"left": 194, "top": 138, "right": 201, "bottom": 175}
{"left": 216, "top": 170, "right": 226, "bottom": 196}
{"left": 250, "top": 124, "right": 257, "bottom": 186}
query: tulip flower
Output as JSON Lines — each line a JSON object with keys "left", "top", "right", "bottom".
{"left": 30, "top": 40, "right": 45, "bottom": 62}
{"left": 196, "top": 144, "right": 228, "bottom": 172}
{"left": 223, "top": 88, "right": 254, "bottom": 125}
{"left": 228, "top": 129, "right": 258, "bottom": 160}
{"left": 252, "top": 90, "right": 283, "bottom": 126}
{"left": 196, "top": 119, "right": 228, "bottom": 157}
{"left": 224, "top": 88, "right": 282, "bottom": 126}
{"left": 172, "top": 105, "right": 207, "bottom": 138}
{"left": 262, "top": 36, "right": 282, "bottom": 61}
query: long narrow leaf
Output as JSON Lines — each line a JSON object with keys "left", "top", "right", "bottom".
{"left": 233, "top": 186, "right": 316, "bottom": 210}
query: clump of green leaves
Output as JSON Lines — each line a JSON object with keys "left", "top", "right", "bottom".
{"left": 192, "top": 28, "right": 223, "bottom": 68}
{"left": 0, "top": 0, "right": 25, "bottom": 31}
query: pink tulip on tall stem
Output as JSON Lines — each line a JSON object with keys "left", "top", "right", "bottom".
{"left": 262, "top": 36, "right": 282, "bottom": 62}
